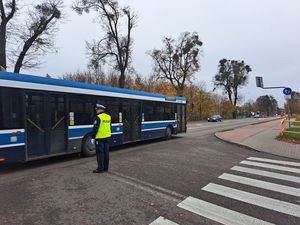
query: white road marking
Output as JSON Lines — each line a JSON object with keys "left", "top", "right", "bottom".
{"left": 247, "top": 157, "right": 300, "bottom": 167}
{"left": 149, "top": 217, "right": 179, "bottom": 225}
{"left": 219, "top": 173, "right": 300, "bottom": 197}
{"left": 231, "top": 166, "right": 300, "bottom": 184}
{"left": 202, "top": 183, "right": 300, "bottom": 217}
{"left": 177, "top": 196, "right": 274, "bottom": 225}
{"left": 188, "top": 126, "right": 204, "bottom": 130}
{"left": 240, "top": 160, "right": 300, "bottom": 174}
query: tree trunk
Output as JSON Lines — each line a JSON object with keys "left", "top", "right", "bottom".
{"left": 0, "top": 23, "right": 7, "bottom": 70}
{"left": 199, "top": 104, "right": 202, "bottom": 120}
{"left": 14, "top": 45, "right": 29, "bottom": 73}
{"left": 118, "top": 69, "right": 125, "bottom": 88}
{"left": 228, "top": 94, "right": 233, "bottom": 105}
{"left": 233, "top": 88, "right": 238, "bottom": 106}
{"left": 176, "top": 88, "right": 184, "bottom": 97}
{"left": 14, "top": 53, "right": 25, "bottom": 73}
{"left": 232, "top": 111, "right": 237, "bottom": 119}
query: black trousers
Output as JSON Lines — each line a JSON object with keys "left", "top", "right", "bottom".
{"left": 95, "top": 138, "right": 109, "bottom": 171}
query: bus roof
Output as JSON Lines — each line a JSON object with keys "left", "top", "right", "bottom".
{"left": 0, "top": 71, "right": 186, "bottom": 103}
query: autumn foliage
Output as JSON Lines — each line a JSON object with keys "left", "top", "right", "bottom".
{"left": 290, "top": 92, "right": 300, "bottom": 115}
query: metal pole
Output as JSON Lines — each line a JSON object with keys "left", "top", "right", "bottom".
{"left": 262, "top": 86, "right": 286, "bottom": 89}
{"left": 288, "top": 99, "right": 291, "bottom": 128}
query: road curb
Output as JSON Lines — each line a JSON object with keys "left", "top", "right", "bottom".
{"left": 214, "top": 132, "right": 260, "bottom": 152}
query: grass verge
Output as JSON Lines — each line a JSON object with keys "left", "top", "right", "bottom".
{"left": 276, "top": 127, "right": 300, "bottom": 144}
{"left": 282, "top": 131, "right": 300, "bottom": 140}
{"left": 276, "top": 135, "right": 300, "bottom": 144}
{"left": 286, "top": 127, "right": 300, "bottom": 132}
{"left": 218, "top": 128, "right": 234, "bottom": 132}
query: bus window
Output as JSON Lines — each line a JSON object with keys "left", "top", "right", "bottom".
{"left": 0, "top": 88, "right": 23, "bottom": 129}
{"left": 163, "top": 103, "right": 175, "bottom": 120}
{"left": 144, "top": 101, "right": 155, "bottom": 121}
{"left": 70, "top": 95, "right": 94, "bottom": 125}
{"left": 155, "top": 102, "right": 164, "bottom": 121}
{"left": 106, "top": 99, "right": 120, "bottom": 123}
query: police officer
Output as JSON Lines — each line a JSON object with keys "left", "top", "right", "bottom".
{"left": 92, "top": 104, "right": 111, "bottom": 173}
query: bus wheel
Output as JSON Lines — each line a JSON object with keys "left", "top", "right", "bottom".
{"left": 165, "top": 127, "right": 172, "bottom": 140}
{"left": 82, "top": 134, "right": 96, "bottom": 157}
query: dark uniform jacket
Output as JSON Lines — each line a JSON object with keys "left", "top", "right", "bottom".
{"left": 92, "top": 113, "right": 101, "bottom": 139}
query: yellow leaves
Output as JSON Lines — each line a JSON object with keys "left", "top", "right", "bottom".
{"left": 220, "top": 99, "right": 235, "bottom": 119}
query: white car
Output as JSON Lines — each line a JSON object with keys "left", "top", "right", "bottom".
{"left": 254, "top": 114, "right": 260, "bottom": 118}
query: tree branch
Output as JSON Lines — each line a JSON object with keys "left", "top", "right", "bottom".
{"left": 6, "top": 0, "right": 16, "bottom": 22}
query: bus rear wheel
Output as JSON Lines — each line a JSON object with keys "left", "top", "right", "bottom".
{"left": 165, "top": 127, "right": 172, "bottom": 140}
{"left": 82, "top": 133, "right": 96, "bottom": 157}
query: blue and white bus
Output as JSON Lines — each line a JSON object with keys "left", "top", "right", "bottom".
{"left": 0, "top": 71, "right": 187, "bottom": 162}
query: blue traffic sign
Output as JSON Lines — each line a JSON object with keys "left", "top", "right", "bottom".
{"left": 283, "top": 87, "right": 292, "bottom": 95}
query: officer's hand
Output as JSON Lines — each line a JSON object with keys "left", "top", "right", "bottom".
{"left": 91, "top": 139, "right": 95, "bottom": 145}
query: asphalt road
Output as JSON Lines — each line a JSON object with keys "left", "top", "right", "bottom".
{"left": 0, "top": 118, "right": 299, "bottom": 225}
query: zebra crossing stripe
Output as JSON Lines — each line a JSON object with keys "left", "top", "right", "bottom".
{"left": 231, "top": 166, "right": 300, "bottom": 184}
{"left": 219, "top": 173, "right": 300, "bottom": 197}
{"left": 149, "top": 216, "right": 179, "bottom": 225}
{"left": 247, "top": 157, "right": 300, "bottom": 167}
{"left": 240, "top": 160, "right": 300, "bottom": 174}
{"left": 202, "top": 183, "right": 300, "bottom": 217}
{"left": 177, "top": 196, "right": 274, "bottom": 225}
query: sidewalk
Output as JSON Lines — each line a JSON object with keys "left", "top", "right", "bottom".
{"left": 215, "top": 120, "right": 300, "bottom": 160}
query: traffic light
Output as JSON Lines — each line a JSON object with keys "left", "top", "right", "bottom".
{"left": 256, "top": 76, "right": 264, "bottom": 88}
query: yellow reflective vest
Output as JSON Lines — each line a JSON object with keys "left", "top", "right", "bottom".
{"left": 96, "top": 113, "right": 111, "bottom": 139}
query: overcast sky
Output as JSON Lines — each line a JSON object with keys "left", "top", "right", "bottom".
{"left": 22, "top": 0, "right": 300, "bottom": 107}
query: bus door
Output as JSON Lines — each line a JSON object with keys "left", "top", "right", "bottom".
{"left": 122, "top": 100, "right": 141, "bottom": 142}
{"left": 182, "top": 105, "right": 187, "bottom": 132}
{"left": 49, "top": 95, "right": 67, "bottom": 154}
{"left": 25, "top": 92, "right": 67, "bottom": 158}
{"left": 176, "top": 104, "right": 186, "bottom": 133}
{"left": 26, "top": 93, "right": 47, "bottom": 158}
{"left": 131, "top": 101, "right": 141, "bottom": 140}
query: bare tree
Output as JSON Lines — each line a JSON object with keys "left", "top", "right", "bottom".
{"left": 0, "top": 0, "right": 63, "bottom": 73}
{"left": 12, "top": 0, "right": 63, "bottom": 73}
{"left": 73, "top": 0, "right": 137, "bottom": 88}
{"left": 149, "top": 32, "right": 203, "bottom": 96}
{"left": 0, "top": 0, "right": 16, "bottom": 70}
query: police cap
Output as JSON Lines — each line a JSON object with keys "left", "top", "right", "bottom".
{"left": 95, "top": 104, "right": 106, "bottom": 110}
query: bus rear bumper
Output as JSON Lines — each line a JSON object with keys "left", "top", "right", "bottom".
{"left": 0, "top": 145, "right": 26, "bottom": 162}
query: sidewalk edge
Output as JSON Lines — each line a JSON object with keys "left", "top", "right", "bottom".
{"left": 214, "top": 132, "right": 260, "bottom": 152}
